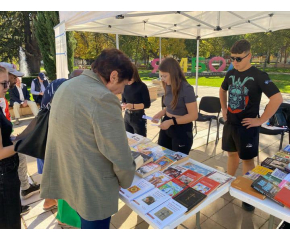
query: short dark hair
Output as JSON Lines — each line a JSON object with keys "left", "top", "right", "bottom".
{"left": 230, "top": 39, "right": 251, "bottom": 54}
{"left": 91, "top": 49, "right": 133, "bottom": 83}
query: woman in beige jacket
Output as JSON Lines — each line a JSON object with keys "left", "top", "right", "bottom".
{"left": 40, "top": 49, "right": 136, "bottom": 229}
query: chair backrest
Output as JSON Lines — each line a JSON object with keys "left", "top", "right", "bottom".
{"left": 199, "top": 96, "right": 221, "bottom": 114}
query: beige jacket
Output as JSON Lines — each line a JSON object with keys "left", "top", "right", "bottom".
{"left": 40, "top": 70, "right": 135, "bottom": 220}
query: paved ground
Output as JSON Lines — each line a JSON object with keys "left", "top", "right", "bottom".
{"left": 13, "top": 86, "right": 290, "bottom": 229}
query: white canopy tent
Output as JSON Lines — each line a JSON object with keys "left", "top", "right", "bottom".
{"left": 55, "top": 11, "right": 290, "bottom": 93}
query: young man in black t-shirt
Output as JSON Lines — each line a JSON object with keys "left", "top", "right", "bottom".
{"left": 219, "top": 40, "right": 283, "bottom": 210}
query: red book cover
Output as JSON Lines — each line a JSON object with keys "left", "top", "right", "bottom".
{"left": 176, "top": 170, "right": 203, "bottom": 187}
{"left": 191, "top": 176, "right": 220, "bottom": 195}
{"left": 274, "top": 187, "right": 290, "bottom": 208}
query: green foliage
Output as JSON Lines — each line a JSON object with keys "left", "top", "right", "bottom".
{"left": 66, "top": 31, "right": 76, "bottom": 74}
{"left": 34, "top": 12, "right": 58, "bottom": 80}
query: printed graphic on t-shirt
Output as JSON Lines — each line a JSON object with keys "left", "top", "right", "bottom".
{"left": 228, "top": 76, "right": 254, "bottom": 114}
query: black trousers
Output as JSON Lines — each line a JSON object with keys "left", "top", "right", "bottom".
{"left": 124, "top": 110, "right": 147, "bottom": 137}
{"left": 158, "top": 115, "right": 193, "bottom": 155}
{"left": 0, "top": 154, "right": 21, "bottom": 229}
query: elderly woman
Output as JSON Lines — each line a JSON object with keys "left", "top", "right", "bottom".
{"left": 40, "top": 49, "right": 136, "bottom": 229}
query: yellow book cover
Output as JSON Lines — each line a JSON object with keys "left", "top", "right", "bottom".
{"left": 251, "top": 165, "right": 273, "bottom": 176}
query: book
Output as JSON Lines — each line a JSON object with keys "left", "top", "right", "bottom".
{"left": 144, "top": 171, "right": 172, "bottom": 188}
{"left": 191, "top": 176, "right": 220, "bottom": 195}
{"left": 146, "top": 199, "right": 187, "bottom": 229}
{"left": 251, "top": 176, "right": 284, "bottom": 206}
{"left": 134, "top": 144, "right": 165, "bottom": 161}
{"left": 131, "top": 188, "right": 171, "bottom": 214}
{"left": 162, "top": 165, "right": 188, "bottom": 178}
{"left": 261, "top": 157, "right": 289, "bottom": 173}
{"left": 274, "top": 187, "right": 290, "bottom": 208}
{"left": 158, "top": 179, "right": 186, "bottom": 197}
{"left": 176, "top": 169, "right": 203, "bottom": 187}
{"left": 244, "top": 165, "right": 274, "bottom": 181}
{"left": 119, "top": 179, "right": 155, "bottom": 201}
{"left": 270, "top": 168, "right": 288, "bottom": 181}
{"left": 126, "top": 132, "right": 151, "bottom": 147}
{"left": 131, "top": 150, "right": 153, "bottom": 169}
{"left": 231, "top": 176, "right": 266, "bottom": 200}
{"left": 155, "top": 155, "right": 175, "bottom": 171}
{"left": 207, "top": 171, "right": 234, "bottom": 188}
{"left": 136, "top": 162, "right": 161, "bottom": 178}
{"left": 263, "top": 172, "right": 282, "bottom": 186}
{"left": 166, "top": 152, "right": 189, "bottom": 164}
{"left": 173, "top": 187, "right": 207, "bottom": 213}
{"left": 275, "top": 151, "right": 290, "bottom": 159}
{"left": 181, "top": 160, "right": 214, "bottom": 176}
{"left": 283, "top": 145, "right": 290, "bottom": 154}
{"left": 278, "top": 173, "right": 290, "bottom": 189}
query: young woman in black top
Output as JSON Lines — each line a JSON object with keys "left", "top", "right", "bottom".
{"left": 152, "top": 58, "right": 198, "bottom": 154}
{"left": 122, "top": 64, "right": 151, "bottom": 137}
{"left": 0, "top": 66, "right": 21, "bottom": 229}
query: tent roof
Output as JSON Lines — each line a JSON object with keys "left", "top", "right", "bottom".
{"left": 59, "top": 11, "right": 290, "bottom": 39}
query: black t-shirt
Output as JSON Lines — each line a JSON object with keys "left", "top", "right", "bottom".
{"left": 221, "top": 66, "right": 280, "bottom": 126}
{"left": 122, "top": 81, "right": 151, "bottom": 109}
{"left": 0, "top": 108, "right": 13, "bottom": 147}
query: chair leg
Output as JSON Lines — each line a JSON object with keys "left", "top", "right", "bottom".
{"left": 215, "top": 119, "right": 220, "bottom": 145}
{"left": 279, "top": 131, "right": 285, "bottom": 151}
{"left": 207, "top": 120, "right": 212, "bottom": 145}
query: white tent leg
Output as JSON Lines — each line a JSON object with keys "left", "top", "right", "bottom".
{"left": 116, "top": 34, "right": 119, "bottom": 49}
{"left": 195, "top": 37, "right": 200, "bottom": 96}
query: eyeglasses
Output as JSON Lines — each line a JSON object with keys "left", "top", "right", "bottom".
{"left": 230, "top": 53, "right": 250, "bottom": 62}
{"left": 0, "top": 81, "right": 10, "bottom": 89}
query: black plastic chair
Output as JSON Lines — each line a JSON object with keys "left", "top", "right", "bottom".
{"left": 194, "top": 96, "right": 221, "bottom": 145}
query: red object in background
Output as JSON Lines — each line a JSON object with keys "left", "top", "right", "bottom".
{"left": 0, "top": 97, "right": 11, "bottom": 121}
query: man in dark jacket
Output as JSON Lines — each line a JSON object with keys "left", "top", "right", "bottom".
{"left": 9, "top": 77, "right": 38, "bottom": 125}
{"left": 31, "top": 73, "right": 49, "bottom": 104}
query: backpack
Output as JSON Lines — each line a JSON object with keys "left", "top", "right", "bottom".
{"left": 269, "top": 107, "right": 288, "bottom": 127}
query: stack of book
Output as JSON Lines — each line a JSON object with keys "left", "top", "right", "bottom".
{"left": 231, "top": 144, "right": 290, "bottom": 208}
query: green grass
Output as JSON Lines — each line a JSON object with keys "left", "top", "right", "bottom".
{"left": 139, "top": 70, "right": 290, "bottom": 93}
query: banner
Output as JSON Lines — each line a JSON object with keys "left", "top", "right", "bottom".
{"left": 54, "top": 22, "right": 69, "bottom": 79}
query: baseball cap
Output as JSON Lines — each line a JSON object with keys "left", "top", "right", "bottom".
{"left": 38, "top": 72, "right": 47, "bottom": 80}
{"left": 0, "top": 62, "right": 24, "bottom": 77}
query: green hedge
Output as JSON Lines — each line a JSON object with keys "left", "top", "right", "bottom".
{"left": 22, "top": 76, "right": 37, "bottom": 86}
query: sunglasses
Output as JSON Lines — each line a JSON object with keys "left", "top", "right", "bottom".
{"left": 0, "top": 81, "right": 10, "bottom": 89}
{"left": 230, "top": 53, "right": 250, "bottom": 63}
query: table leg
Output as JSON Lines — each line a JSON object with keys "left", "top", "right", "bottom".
{"left": 268, "top": 215, "right": 274, "bottom": 229}
{"left": 196, "top": 211, "right": 201, "bottom": 229}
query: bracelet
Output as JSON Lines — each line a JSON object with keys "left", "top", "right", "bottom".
{"left": 172, "top": 116, "right": 178, "bottom": 125}
{"left": 132, "top": 103, "right": 135, "bottom": 109}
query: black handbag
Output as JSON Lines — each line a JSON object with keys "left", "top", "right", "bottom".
{"left": 14, "top": 107, "right": 50, "bottom": 159}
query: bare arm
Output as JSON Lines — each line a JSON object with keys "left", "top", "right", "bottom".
{"left": 242, "top": 92, "right": 283, "bottom": 128}
{"left": 219, "top": 87, "right": 228, "bottom": 121}
{"left": 0, "top": 129, "right": 15, "bottom": 160}
{"left": 152, "top": 107, "right": 167, "bottom": 123}
{"left": 158, "top": 102, "right": 198, "bottom": 130}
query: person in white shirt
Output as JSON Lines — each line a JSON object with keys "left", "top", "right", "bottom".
{"left": 30, "top": 72, "right": 49, "bottom": 104}
{"left": 9, "top": 77, "right": 38, "bottom": 125}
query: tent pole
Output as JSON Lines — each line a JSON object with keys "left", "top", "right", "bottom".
{"left": 116, "top": 34, "right": 119, "bottom": 49}
{"left": 159, "top": 37, "right": 162, "bottom": 80}
{"left": 195, "top": 36, "right": 200, "bottom": 97}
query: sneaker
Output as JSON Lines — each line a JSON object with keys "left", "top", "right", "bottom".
{"left": 21, "top": 183, "right": 40, "bottom": 199}
{"left": 242, "top": 201, "right": 255, "bottom": 212}
{"left": 15, "top": 118, "right": 20, "bottom": 125}
{"left": 20, "top": 205, "right": 32, "bottom": 216}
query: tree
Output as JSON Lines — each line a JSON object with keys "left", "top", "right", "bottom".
{"left": 34, "top": 11, "right": 75, "bottom": 80}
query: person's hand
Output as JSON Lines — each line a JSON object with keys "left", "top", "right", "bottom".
{"left": 39, "top": 92, "right": 44, "bottom": 96}
{"left": 241, "top": 118, "right": 262, "bottom": 129}
{"left": 22, "top": 101, "right": 28, "bottom": 107}
{"left": 158, "top": 119, "right": 173, "bottom": 130}
{"left": 222, "top": 108, "right": 227, "bottom": 122}
{"left": 151, "top": 113, "right": 162, "bottom": 123}
{"left": 121, "top": 103, "right": 126, "bottom": 111}
{"left": 126, "top": 103, "right": 133, "bottom": 110}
